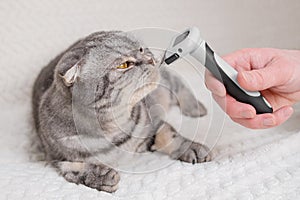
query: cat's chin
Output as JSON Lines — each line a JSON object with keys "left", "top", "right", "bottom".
{"left": 129, "top": 82, "right": 158, "bottom": 108}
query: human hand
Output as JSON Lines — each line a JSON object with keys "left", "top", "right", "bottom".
{"left": 205, "top": 48, "right": 300, "bottom": 129}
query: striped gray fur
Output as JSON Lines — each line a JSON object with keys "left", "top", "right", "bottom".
{"left": 32, "top": 31, "right": 211, "bottom": 193}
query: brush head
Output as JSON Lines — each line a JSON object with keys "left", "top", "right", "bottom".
{"left": 162, "top": 27, "right": 202, "bottom": 65}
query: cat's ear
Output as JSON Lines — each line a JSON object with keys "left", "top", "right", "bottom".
{"left": 60, "top": 62, "right": 80, "bottom": 87}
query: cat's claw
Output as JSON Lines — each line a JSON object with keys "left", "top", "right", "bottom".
{"left": 178, "top": 142, "right": 212, "bottom": 164}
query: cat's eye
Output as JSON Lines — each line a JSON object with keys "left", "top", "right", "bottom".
{"left": 116, "top": 62, "right": 128, "bottom": 69}
{"left": 116, "top": 61, "right": 135, "bottom": 70}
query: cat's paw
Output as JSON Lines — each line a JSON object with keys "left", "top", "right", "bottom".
{"left": 181, "top": 100, "right": 207, "bottom": 118}
{"left": 178, "top": 142, "right": 212, "bottom": 164}
{"left": 79, "top": 165, "right": 120, "bottom": 193}
{"left": 56, "top": 162, "right": 120, "bottom": 193}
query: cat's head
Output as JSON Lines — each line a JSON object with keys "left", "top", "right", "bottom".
{"left": 55, "top": 31, "right": 160, "bottom": 109}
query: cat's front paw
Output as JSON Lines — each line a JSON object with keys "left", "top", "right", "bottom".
{"left": 181, "top": 100, "right": 207, "bottom": 118}
{"left": 57, "top": 162, "right": 120, "bottom": 193}
{"left": 80, "top": 165, "right": 120, "bottom": 193}
{"left": 177, "top": 142, "right": 212, "bottom": 164}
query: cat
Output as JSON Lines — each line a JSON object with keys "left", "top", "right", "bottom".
{"left": 32, "top": 31, "right": 211, "bottom": 193}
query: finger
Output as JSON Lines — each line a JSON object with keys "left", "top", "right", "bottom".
{"left": 222, "top": 48, "right": 255, "bottom": 71}
{"left": 205, "top": 70, "right": 226, "bottom": 97}
{"left": 237, "top": 66, "right": 289, "bottom": 91}
{"left": 212, "top": 94, "right": 256, "bottom": 119}
{"left": 222, "top": 48, "right": 277, "bottom": 71}
{"left": 230, "top": 106, "right": 294, "bottom": 129}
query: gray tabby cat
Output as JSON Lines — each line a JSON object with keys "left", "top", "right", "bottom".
{"left": 32, "top": 31, "right": 211, "bottom": 193}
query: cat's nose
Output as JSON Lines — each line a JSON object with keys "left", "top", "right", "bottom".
{"left": 148, "top": 57, "right": 156, "bottom": 66}
{"left": 144, "top": 56, "right": 156, "bottom": 66}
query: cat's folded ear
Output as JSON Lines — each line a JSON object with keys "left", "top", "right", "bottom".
{"left": 59, "top": 61, "right": 81, "bottom": 87}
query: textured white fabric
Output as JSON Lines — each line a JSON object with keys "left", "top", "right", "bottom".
{"left": 0, "top": 0, "right": 300, "bottom": 199}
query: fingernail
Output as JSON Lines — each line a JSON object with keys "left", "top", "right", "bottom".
{"left": 241, "top": 110, "right": 254, "bottom": 118}
{"left": 215, "top": 88, "right": 225, "bottom": 97}
{"left": 214, "top": 83, "right": 226, "bottom": 97}
{"left": 263, "top": 117, "right": 275, "bottom": 126}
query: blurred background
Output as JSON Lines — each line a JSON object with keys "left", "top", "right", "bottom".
{"left": 0, "top": 0, "right": 299, "bottom": 106}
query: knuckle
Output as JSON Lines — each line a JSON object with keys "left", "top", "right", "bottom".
{"left": 254, "top": 70, "right": 265, "bottom": 85}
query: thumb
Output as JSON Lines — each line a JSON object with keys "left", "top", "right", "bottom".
{"left": 237, "top": 66, "right": 285, "bottom": 91}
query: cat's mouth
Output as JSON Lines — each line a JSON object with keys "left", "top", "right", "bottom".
{"left": 128, "top": 60, "right": 160, "bottom": 109}
{"left": 129, "top": 82, "right": 158, "bottom": 107}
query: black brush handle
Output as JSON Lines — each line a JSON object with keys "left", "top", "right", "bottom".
{"left": 204, "top": 44, "right": 273, "bottom": 114}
